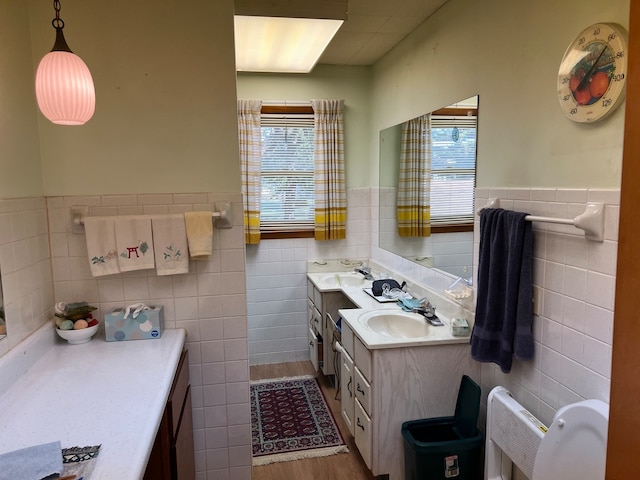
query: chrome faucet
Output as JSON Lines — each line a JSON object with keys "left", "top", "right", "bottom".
{"left": 354, "top": 265, "right": 374, "bottom": 280}
{"left": 412, "top": 299, "right": 444, "bottom": 326}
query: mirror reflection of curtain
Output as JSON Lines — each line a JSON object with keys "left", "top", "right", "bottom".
{"left": 397, "top": 113, "right": 432, "bottom": 237}
{"left": 237, "top": 99, "right": 262, "bottom": 245}
{"left": 312, "top": 99, "right": 347, "bottom": 240}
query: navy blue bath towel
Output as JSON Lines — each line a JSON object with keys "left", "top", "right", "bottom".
{"left": 471, "top": 208, "right": 534, "bottom": 373}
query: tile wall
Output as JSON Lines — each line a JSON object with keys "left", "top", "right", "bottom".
{"left": 474, "top": 187, "right": 619, "bottom": 427}
{"left": 246, "top": 187, "right": 371, "bottom": 365}
{"left": 249, "top": 184, "right": 619, "bottom": 432}
{"left": 0, "top": 186, "right": 620, "bottom": 479}
{"left": 379, "top": 186, "right": 473, "bottom": 278}
{"left": 0, "top": 197, "right": 53, "bottom": 358}
{"left": 47, "top": 192, "right": 250, "bottom": 480}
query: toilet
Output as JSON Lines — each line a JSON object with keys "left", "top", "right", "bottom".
{"left": 532, "top": 399, "right": 609, "bottom": 480}
{"left": 485, "top": 386, "right": 609, "bottom": 480}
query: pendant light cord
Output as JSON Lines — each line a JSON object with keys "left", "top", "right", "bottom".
{"left": 50, "top": 0, "right": 72, "bottom": 53}
{"left": 52, "top": 0, "right": 64, "bottom": 30}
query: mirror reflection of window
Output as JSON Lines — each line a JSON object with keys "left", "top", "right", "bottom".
{"left": 430, "top": 114, "right": 477, "bottom": 226}
{"left": 378, "top": 95, "right": 478, "bottom": 280}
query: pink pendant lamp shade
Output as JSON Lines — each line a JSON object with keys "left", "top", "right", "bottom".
{"left": 35, "top": 2, "right": 95, "bottom": 125}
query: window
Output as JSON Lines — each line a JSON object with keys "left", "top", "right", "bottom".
{"left": 430, "top": 112, "right": 477, "bottom": 227}
{"left": 260, "top": 106, "right": 315, "bottom": 235}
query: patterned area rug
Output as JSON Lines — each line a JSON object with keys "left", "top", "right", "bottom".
{"left": 251, "top": 375, "right": 348, "bottom": 466}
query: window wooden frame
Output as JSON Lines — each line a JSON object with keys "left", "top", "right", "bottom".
{"left": 259, "top": 105, "right": 315, "bottom": 239}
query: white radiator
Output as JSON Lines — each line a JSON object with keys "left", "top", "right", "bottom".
{"left": 485, "top": 387, "right": 547, "bottom": 480}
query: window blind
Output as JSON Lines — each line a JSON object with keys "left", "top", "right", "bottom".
{"left": 430, "top": 115, "right": 477, "bottom": 225}
{"left": 260, "top": 112, "right": 315, "bottom": 231}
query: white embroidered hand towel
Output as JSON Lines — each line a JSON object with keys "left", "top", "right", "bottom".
{"left": 184, "top": 211, "right": 213, "bottom": 259}
{"left": 115, "top": 215, "right": 155, "bottom": 272}
{"left": 152, "top": 214, "right": 189, "bottom": 275}
{"left": 84, "top": 216, "right": 120, "bottom": 277}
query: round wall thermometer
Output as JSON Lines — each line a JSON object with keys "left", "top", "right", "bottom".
{"left": 557, "top": 22, "right": 628, "bottom": 123}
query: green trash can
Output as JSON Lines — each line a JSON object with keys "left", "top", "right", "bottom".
{"left": 401, "top": 375, "right": 484, "bottom": 479}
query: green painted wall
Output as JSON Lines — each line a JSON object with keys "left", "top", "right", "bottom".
{"left": 27, "top": 0, "right": 241, "bottom": 196}
{"left": 236, "top": 65, "right": 372, "bottom": 188}
{"left": 0, "top": 1, "right": 43, "bottom": 198}
{"left": 371, "top": 0, "right": 630, "bottom": 188}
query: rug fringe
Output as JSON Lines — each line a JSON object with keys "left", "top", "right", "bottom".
{"left": 250, "top": 374, "right": 315, "bottom": 385}
{"left": 253, "top": 445, "right": 349, "bottom": 466}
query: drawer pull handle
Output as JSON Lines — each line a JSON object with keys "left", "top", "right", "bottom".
{"left": 347, "top": 377, "right": 353, "bottom": 397}
{"left": 357, "top": 383, "right": 365, "bottom": 396}
{"left": 309, "top": 341, "right": 314, "bottom": 347}
{"left": 357, "top": 418, "right": 365, "bottom": 431}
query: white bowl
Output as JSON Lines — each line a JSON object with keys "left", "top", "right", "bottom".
{"left": 56, "top": 322, "right": 99, "bottom": 345}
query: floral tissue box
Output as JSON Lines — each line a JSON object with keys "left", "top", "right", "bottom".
{"left": 104, "top": 304, "right": 164, "bottom": 341}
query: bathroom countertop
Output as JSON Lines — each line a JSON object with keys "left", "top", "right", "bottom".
{"left": 307, "top": 271, "right": 471, "bottom": 350}
{"left": 0, "top": 324, "right": 186, "bottom": 480}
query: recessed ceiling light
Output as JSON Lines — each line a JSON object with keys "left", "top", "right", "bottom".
{"left": 234, "top": 16, "right": 343, "bottom": 74}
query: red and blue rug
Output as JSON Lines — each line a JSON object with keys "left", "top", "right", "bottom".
{"left": 250, "top": 375, "right": 348, "bottom": 465}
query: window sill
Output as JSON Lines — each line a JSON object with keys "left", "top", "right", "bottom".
{"left": 260, "top": 230, "right": 315, "bottom": 240}
{"left": 431, "top": 224, "right": 473, "bottom": 233}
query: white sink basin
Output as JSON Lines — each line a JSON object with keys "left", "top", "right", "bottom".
{"left": 318, "top": 273, "right": 367, "bottom": 288}
{"left": 358, "top": 310, "right": 429, "bottom": 339}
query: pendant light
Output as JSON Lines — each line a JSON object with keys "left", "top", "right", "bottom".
{"left": 35, "top": 0, "right": 95, "bottom": 125}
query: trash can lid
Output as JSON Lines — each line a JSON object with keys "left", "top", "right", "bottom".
{"left": 453, "top": 375, "right": 481, "bottom": 438}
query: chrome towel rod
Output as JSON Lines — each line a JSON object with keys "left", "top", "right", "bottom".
{"left": 477, "top": 198, "right": 605, "bottom": 242}
{"left": 70, "top": 202, "right": 233, "bottom": 233}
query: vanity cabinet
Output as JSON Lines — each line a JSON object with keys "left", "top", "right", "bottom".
{"left": 144, "top": 349, "right": 195, "bottom": 480}
{"left": 339, "top": 321, "right": 478, "bottom": 480}
{"left": 307, "top": 278, "right": 357, "bottom": 376}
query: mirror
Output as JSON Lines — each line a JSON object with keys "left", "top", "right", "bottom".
{"left": 379, "top": 95, "right": 478, "bottom": 281}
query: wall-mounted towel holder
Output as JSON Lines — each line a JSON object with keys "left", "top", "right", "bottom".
{"left": 71, "top": 201, "right": 233, "bottom": 233}
{"left": 477, "top": 198, "right": 605, "bottom": 242}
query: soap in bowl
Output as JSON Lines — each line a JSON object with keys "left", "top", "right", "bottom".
{"left": 56, "top": 321, "right": 99, "bottom": 345}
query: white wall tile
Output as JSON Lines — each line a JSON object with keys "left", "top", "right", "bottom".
{"left": 473, "top": 188, "right": 618, "bottom": 428}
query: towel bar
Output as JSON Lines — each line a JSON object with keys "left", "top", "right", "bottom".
{"left": 71, "top": 201, "right": 233, "bottom": 232}
{"left": 476, "top": 197, "right": 605, "bottom": 242}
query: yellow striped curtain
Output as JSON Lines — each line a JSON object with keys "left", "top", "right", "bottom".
{"left": 237, "top": 99, "right": 262, "bottom": 244}
{"left": 312, "top": 99, "right": 346, "bottom": 241}
{"left": 397, "top": 113, "right": 431, "bottom": 237}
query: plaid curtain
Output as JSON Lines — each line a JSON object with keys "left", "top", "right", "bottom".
{"left": 311, "top": 99, "right": 346, "bottom": 240}
{"left": 397, "top": 113, "right": 431, "bottom": 237}
{"left": 237, "top": 99, "right": 262, "bottom": 244}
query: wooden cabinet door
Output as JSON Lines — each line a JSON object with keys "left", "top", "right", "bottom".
{"left": 173, "top": 386, "right": 195, "bottom": 480}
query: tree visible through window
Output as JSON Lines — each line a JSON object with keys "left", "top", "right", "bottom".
{"left": 260, "top": 106, "right": 315, "bottom": 233}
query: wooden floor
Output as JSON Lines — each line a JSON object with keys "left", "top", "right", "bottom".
{"left": 250, "top": 361, "right": 377, "bottom": 480}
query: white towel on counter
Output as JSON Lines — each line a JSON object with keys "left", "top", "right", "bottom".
{"left": 115, "top": 215, "right": 155, "bottom": 272}
{"left": 0, "top": 441, "right": 63, "bottom": 480}
{"left": 152, "top": 214, "right": 189, "bottom": 275}
{"left": 84, "top": 216, "right": 120, "bottom": 277}
{"left": 184, "top": 211, "right": 213, "bottom": 259}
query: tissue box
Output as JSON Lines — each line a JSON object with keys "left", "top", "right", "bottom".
{"left": 451, "top": 318, "right": 470, "bottom": 337}
{"left": 104, "top": 305, "right": 164, "bottom": 341}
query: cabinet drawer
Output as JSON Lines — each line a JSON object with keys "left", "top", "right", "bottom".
{"left": 354, "top": 366, "right": 372, "bottom": 416}
{"left": 308, "top": 327, "right": 320, "bottom": 371}
{"left": 354, "top": 336, "right": 372, "bottom": 382}
{"left": 308, "top": 300, "right": 321, "bottom": 331}
{"left": 307, "top": 278, "right": 314, "bottom": 303}
{"left": 312, "top": 284, "right": 322, "bottom": 309}
{"left": 342, "top": 323, "right": 354, "bottom": 358}
{"left": 168, "top": 350, "right": 189, "bottom": 436}
{"left": 340, "top": 349, "right": 355, "bottom": 436}
{"left": 354, "top": 399, "right": 372, "bottom": 469}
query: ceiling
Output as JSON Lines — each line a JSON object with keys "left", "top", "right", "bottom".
{"left": 234, "top": 0, "right": 451, "bottom": 66}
